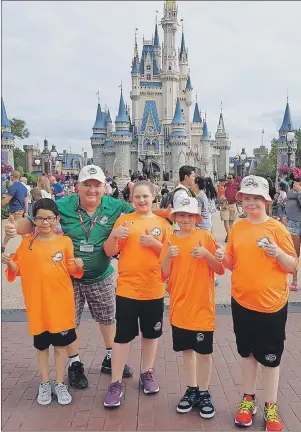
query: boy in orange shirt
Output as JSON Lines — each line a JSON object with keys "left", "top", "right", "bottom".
{"left": 2, "top": 198, "right": 83, "bottom": 406}
{"left": 161, "top": 197, "right": 224, "bottom": 419}
{"left": 103, "top": 181, "right": 172, "bottom": 407}
{"left": 222, "top": 175, "right": 298, "bottom": 432}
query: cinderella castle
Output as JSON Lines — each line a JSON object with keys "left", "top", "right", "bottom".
{"left": 90, "top": 0, "right": 231, "bottom": 179}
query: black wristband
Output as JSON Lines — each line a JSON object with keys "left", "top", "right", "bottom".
{"left": 1, "top": 246, "right": 5, "bottom": 253}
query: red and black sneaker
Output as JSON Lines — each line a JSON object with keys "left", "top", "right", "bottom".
{"left": 264, "top": 403, "right": 283, "bottom": 432}
{"left": 234, "top": 395, "right": 257, "bottom": 427}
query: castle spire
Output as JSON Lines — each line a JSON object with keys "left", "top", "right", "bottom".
{"left": 93, "top": 103, "right": 106, "bottom": 129}
{"left": 134, "top": 28, "right": 138, "bottom": 58}
{"left": 171, "top": 98, "right": 185, "bottom": 125}
{"left": 192, "top": 102, "right": 202, "bottom": 123}
{"left": 154, "top": 18, "right": 159, "bottom": 48}
{"left": 216, "top": 103, "right": 226, "bottom": 134}
{"left": 279, "top": 98, "right": 294, "bottom": 132}
{"left": 116, "top": 86, "right": 129, "bottom": 123}
{"left": 1, "top": 97, "right": 10, "bottom": 127}
{"left": 201, "top": 119, "right": 209, "bottom": 141}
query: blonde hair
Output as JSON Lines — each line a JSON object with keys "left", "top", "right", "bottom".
{"left": 31, "top": 187, "right": 42, "bottom": 201}
{"left": 133, "top": 180, "right": 155, "bottom": 195}
{"left": 37, "top": 175, "right": 52, "bottom": 193}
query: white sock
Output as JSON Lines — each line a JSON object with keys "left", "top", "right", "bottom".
{"left": 106, "top": 348, "right": 112, "bottom": 360}
{"left": 69, "top": 354, "right": 80, "bottom": 366}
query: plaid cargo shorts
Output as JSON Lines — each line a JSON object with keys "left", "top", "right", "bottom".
{"left": 73, "top": 274, "right": 116, "bottom": 327}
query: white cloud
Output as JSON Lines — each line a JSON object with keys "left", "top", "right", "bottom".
{"left": 2, "top": 0, "right": 301, "bottom": 158}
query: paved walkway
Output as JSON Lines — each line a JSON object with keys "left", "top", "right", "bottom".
{"left": 2, "top": 315, "right": 301, "bottom": 431}
{"left": 2, "top": 213, "right": 300, "bottom": 310}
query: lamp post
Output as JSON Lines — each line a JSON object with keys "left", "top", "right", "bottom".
{"left": 34, "top": 159, "right": 41, "bottom": 171}
{"left": 244, "top": 161, "right": 250, "bottom": 177}
{"left": 286, "top": 127, "right": 295, "bottom": 167}
{"left": 229, "top": 162, "right": 234, "bottom": 174}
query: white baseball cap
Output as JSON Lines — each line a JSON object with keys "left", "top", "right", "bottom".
{"left": 236, "top": 175, "right": 272, "bottom": 203}
{"left": 78, "top": 165, "right": 106, "bottom": 184}
{"left": 170, "top": 197, "right": 202, "bottom": 222}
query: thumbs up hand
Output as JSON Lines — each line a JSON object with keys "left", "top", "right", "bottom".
{"left": 4, "top": 215, "right": 17, "bottom": 239}
{"left": 191, "top": 240, "right": 208, "bottom": 259}
{"left": 1, "top": 252, "right": 14, "bottom": 265}
{"left": 215, "top": 243, "right": 225, "bottom": 262}
{"left": 266, "top": 237, "right": 281, "bottom": 258}
{"left": 112, "top": 221, "right": 130, "bottom": 240}
{"left": 140, "top": 228, "right": 155, "bottom": 248}
{"left": 167, "top": 240, "right": 179, "bottom": 258}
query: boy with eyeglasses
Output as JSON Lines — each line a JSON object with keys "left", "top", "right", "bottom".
{"left": 2, "top": 198, "right": 84, "bottom": 406}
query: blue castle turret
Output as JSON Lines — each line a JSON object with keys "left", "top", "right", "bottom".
{"left": 1, "top": 97, "right": 15, "bottom": 167}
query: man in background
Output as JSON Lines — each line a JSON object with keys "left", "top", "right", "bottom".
{"left": 50, "top": 176, "right": 65, "bottom": 201}
{"left": 220, "top": 174, "right": 239, "bottom": 242}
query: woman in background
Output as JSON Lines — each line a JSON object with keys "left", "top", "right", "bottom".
{"left": 37, "top": 175, "right": 53, "bottom": 199}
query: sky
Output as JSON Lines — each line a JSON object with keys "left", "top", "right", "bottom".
{"left": 2, "top": 0, "right": 301, "bottom": 158}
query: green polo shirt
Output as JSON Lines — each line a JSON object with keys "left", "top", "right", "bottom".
{"left": 56, "top": 195, "right": 134, "bottom": 284}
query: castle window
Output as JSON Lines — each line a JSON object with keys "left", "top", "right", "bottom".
{"left": 146, "top": 65, "right": 151, "bottom": 71}
{"left": 146, "top": 74, "right": 151, "bottom": 81}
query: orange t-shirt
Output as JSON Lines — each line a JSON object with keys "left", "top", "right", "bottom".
{"left": 217, "top": 184, "right": 225, "bottom": 197}
{"left": 114, "top": 212, "right": 172, "bottom": 300}
{"left": 5, "top": 235, "right": 83, "bottom": 336}
{"left": 160, "top": 228, "right": 217, "bottom": 331}
{"left": 226, "top": 218, "right": 298, "bottom": 313}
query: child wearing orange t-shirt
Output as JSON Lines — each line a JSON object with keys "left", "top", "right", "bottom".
{"left": 103, "top": 181, "right": 172, "bottom": 408}
{"left": 2, "top": 198, "right": 84, "bottom": 406}
{"left": 160, "top": 197, "right": 224, "bottom": 419}
{"left": 222, "top": 175, "right": 298, "bottom": 432}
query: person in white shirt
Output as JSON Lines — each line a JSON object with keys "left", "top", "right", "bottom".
{"left": 173, "top": 166, "right": 195, "bottom": 230}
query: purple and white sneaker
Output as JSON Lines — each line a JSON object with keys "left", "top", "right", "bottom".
{"left": 104, "top": 381, "right": 123, "bottom": 407}
{"left": 140, "top": 369, "right": 159, "bottom": 394}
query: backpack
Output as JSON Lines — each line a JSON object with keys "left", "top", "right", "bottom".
{"left": 122, "top": 183, "right": 130, "bottom": 201}
{"left": 159, "top": 186, "right": 189, "bottom": 209}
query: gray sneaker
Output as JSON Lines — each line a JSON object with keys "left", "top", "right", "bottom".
{"left": 140, "top": 369, "right": 159, "bottom": 394}
{"left": 104, "top": 381, "right": 123, "bottom": 407}
{"left": 37, "top": 382, "right": 52, "bottom": 405}
{"left": 54, "top": 382, "right": 72, "bottom": 405}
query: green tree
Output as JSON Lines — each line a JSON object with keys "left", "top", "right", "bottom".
{"left": 269, "top": 139, "right": 278, "bottom": 170}
{"left": 295, "top": 128, "right": 301, "bottom": 167}
{"left": 256, "top": 140, "right": 277, "bottom": 178}
{"left": 256, "top": 154, "right": 276, "bottom": 178}
{"left": 13, "top": 148, "right": 26, "bottom": 171}
{"left": 9, "top": 118, "right": 30, "bottom": 139}
{"left": 25, "top": 172, "right": 38, "bottom": 186}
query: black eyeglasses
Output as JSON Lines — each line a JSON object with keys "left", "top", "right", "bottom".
{"left": 33, "top": 216, "right": 57, "bottom": 224}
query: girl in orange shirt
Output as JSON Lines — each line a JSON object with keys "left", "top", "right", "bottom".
{"left": 103, "top": 181, "right": 172, "bottom": 408}
{"left": 222, "top": 175, "right": 298, "bottom": 432}
{"left": 161, "top": 197, "right": 224, "bottom": 420}
{"left": 2, "top": 198, "right": 84, "bottom": 407}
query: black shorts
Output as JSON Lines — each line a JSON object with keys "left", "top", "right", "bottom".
{"left": 33, "top": 329, "right": 77, "bottom": 351}
{"left": 172, "top": 325, "right": 214, "bottom": 355}
{"left": 231, "top": 298, "right": 287, "bottom": 367}
{"left": 114, "top": 296, "right": 164, "bottom": 344}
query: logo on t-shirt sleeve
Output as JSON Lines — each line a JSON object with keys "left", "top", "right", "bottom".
{"left": 52, "top": 251, "right": 63, "bottom": 262}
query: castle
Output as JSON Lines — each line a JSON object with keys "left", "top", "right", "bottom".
{"left": 91, "top": 0, "right": 231, "bottom": 179}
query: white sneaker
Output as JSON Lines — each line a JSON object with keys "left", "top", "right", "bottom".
{"left": 37, "top": 382, "right": 52, "bottom": 405}
{"left": 54, "top": 382, "right": 72, "bottom": 405}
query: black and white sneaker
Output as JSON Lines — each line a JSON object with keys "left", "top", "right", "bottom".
{"left": 199, "top": 391, "right": 215, "bottom": 419}
{"left": 177, "top": 386, "right": 200, "bottom": 413}
{"left": 101, "top": 356, "right": 133, "bottom": 378}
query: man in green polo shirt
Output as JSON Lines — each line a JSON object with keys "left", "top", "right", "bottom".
{"left": 4, "top": 165, "right": 135, "bottom": 389}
